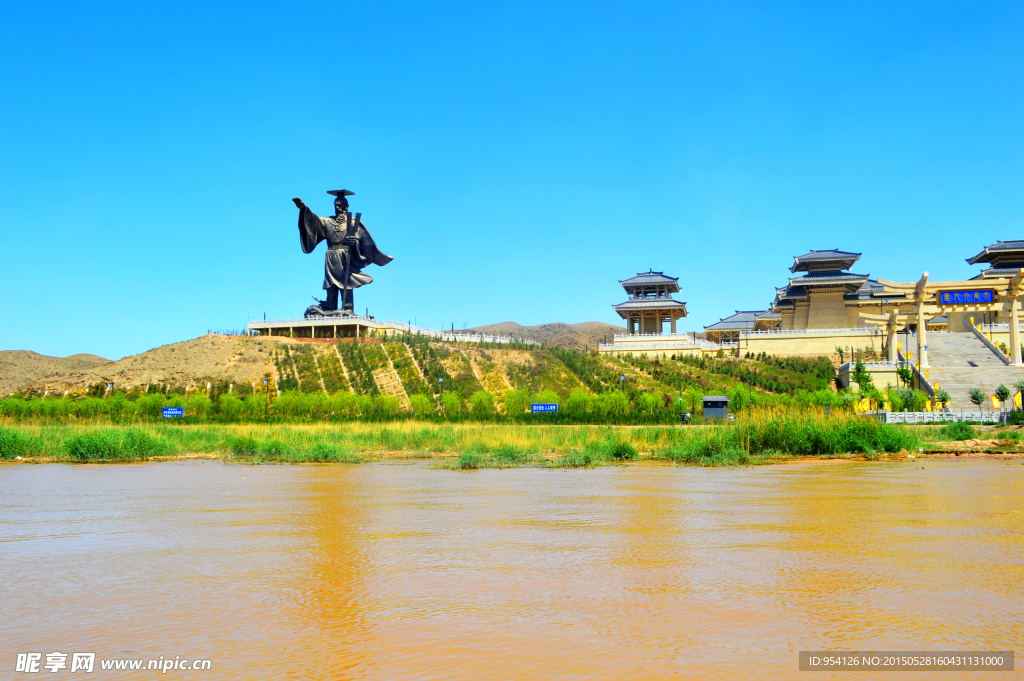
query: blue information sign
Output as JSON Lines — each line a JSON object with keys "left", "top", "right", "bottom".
{"left": 939, "top": 289, "right": 994, "bottom": 305}
{"left": 531, "top": 403, "right": 558, "bottom": 413}
{"left": 163, "top": 407, "right": 184, "bottom": 418}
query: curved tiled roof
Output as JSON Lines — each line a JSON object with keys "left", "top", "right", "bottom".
{"left": 788, "top": 271, "right": 870, "bottom": 286}
{"left": 612, "top": 298, "right": 688, "bottom": 311}
{"left": 967, "top": 241, "right": 1024, "bottom": 265}
{"left": 704, "top": 310, "right": 768, "bottom": 331}
{"left": 790, "top": 249, "right": 862, "bottom": 273}
{"left": 972, "top": 265, "right": 1024, "bottom": 279}
{"left": 619, "top": 270, "right": 680, "bottom": 287}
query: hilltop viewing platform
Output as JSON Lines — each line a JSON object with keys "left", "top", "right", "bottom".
{"left": 247, "top": 315, "right": 536, "bottom": 345}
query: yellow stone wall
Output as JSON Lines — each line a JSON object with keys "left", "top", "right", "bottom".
{"left": 793, "top": 302, "right": 810, "bottom": 329}
{"left": 599, "top": 345, "right": 712, "bottom": 359}
{"left": 837, "top": 365, "right": 899, "bottom": 391}
{"left": 806, "top": 289, "right": 849, "bottom": 328}
{"left": 738, "top": 331, "right": 884, "bottom": 358}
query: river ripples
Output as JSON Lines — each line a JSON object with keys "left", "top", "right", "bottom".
{"left": 1, "top": 459, "right": 1021, "bottom": 679}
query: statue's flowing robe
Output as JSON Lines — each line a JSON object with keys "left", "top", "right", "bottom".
{"left": 298, "top": 207, "right": 393, "bottom": 290}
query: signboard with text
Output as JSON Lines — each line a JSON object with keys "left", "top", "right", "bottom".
{"left": 531, "top": 403, "right": 558, "bottom": 413}
{"left": 938, "top": 289, "right": 995, "bottom": 305}
{"left": 162, "top": 407, "right": 184, "bottom": 418}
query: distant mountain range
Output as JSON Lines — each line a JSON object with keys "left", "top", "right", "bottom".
{"left": 467, "top": 321, "right": 624, "bottom": 351}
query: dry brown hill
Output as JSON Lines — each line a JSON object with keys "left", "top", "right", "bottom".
{"left": 0, "top": 351, "right": 110, "bottom": 394}
{"left": 5, "top": 321, "right": 625, "bottom": 394}
{"left": 10, "top": 335, "right": 293, "bottom": 394}
{"left": 467, "top": 321, "right": 624, "bottom": 351}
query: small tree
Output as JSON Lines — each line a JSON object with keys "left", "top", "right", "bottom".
{"left": 441, "top": 391, "right": 462, "bottom": 417}
{"left": 639, "top": 391, "right": 660, "bottom": 414}
{"left": 935, "top": 389, "right": 950, "bottom": 408}
{"left": 532, "top": 388, "right": 561, "bottom": 408}
{"left": 852, "top": 360, "right": 874, "bottom": 392}
{"left": 1015, "top": 377, "right": 1024, "bottom": 396}
{"left": 409, "top": 394, "right": 432, "bottom": 416}
{"left": 597, "top": 390, "right": 630, "bottom": 417}
{"left": 565, "top": 389, "right": 592, "bottom": 417}
{"left": 995, "top": 384, "right": 1011, "bottom": 404}
{"left": 502, "top": 389, "right": 529, "bottom": 416}
{"left": 896, "top": 365, "right": 914, "bottom": 388}
{"left": 969, "top": 388, "right": 985, "bottom": 408}
{"left": 469, "top": 390, "right": 495, "bottom": 418}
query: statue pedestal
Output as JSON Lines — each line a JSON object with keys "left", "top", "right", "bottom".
{"left": 249, "top": 314, "right": 406, "bottom": 340}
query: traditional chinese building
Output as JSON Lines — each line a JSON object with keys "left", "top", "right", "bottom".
{"left": 770, "top": 249, "right": 899, "bottom": 330}
{"left": 703, "top": 310, "right": 780, "bottom": 343}
{"left": 599, "top": 270, "right": 721, "bottom": 357}
{"left": 968, "top": 240, "right": 1024, "bottom": 280}
{"left": 612, "top": 270, "right": 688, "bottom": 335}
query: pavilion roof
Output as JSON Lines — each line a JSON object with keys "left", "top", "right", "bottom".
{"left": 790, "top": 249, "right": 861, "bottom": 273}
{"left": 844, "top": 279, "right": 908, "bottom": 301}
{"left": 619, "top": 270, "right": 681, "bottom": 291}
{"left": 788, "top": 271, "right": 870, "bottom": 287}
{"left": 610, "top": 296, "right": 692, "bottom": 319}
{"left": 966, "top": 241, "right": 1024, "bottom": 265}
{"left": 612, "top": 298, "right": 688, "bottom": 311}
{"left": 972, "top": 265, "right": 1024, "bottom": 279}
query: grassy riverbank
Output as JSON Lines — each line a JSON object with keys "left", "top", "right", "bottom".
{"left": 0, "top": 409, "right": 923, "bottom": 467}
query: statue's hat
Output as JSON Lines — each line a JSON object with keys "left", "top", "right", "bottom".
{"left": 327, "top": 189, "right": 355, "bottom": 197}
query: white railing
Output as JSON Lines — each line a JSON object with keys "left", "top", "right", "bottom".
{"left": 839, "top": 360, "right": 904, "bottom": 372}
{"left": 740, "top": 327, "right": 880, "bottom": 337}
{"left": 613, "top": 332, "right": 697, "bottom": 340}
{"left": 982, "top": 323, "right": 1024, "bottom": 332}
{"left": 867, "top": 409, "right": 1001, "bottom": 424}
{"left": 245, "top": 317, "right": 537, "bottom": 345}
{"left": 599, "top": 341, "right": 723, "bottom": 351}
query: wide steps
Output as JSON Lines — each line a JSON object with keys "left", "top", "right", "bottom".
{"left": 924, "top": 332, "right": 1018, "bottom": 408}
{"left": 925, "top": 332, "right": 1004, "bottom": 367}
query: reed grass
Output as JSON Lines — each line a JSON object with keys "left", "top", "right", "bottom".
{"left": 0, "top": 408, "right": 919, "bottom": 466}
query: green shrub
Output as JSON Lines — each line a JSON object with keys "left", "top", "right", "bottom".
{"left": 456, "top": 452, "right": 482, "bottom": 469}
{"left": 556, "top": 451, "right": 594, "bottom": 467}
{"left": 259, "top": 439, "right": 289, "bottom": 459}
{"left": 228, "top": 435, "right": 260, "bottom": 458}
{"left": 64, "top": 428, "right": 168, "bottom": 462}
{"left": 0, "top": 426, "right": 33, "bottom": 459}
{"left": 940, "top": 421, "right": 977, "bottom": 441}
{"left": 493, "top": 444, "right": 527, "bottom": 464}
{"left": 1001, "top": 429, "right": 1022, "bottom": 443}
{"left": 306, "top": 443, "right": 360, "bottom": 463}
{"left": 609, "top": 441, "right": 638, "bottom": 460}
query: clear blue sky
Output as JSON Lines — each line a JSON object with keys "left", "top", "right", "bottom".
{"left": 1, "top": 1, "right": 1021, "bottom": 359}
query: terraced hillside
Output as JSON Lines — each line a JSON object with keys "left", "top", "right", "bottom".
{"left": 6, "top": 332, "right": 840, "bottom": 418}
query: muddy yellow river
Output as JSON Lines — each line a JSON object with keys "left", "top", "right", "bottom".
{"left": 2, "top": 460, "right": 1021, "bottom": 679}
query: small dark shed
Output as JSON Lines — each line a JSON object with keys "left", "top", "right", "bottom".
{"left": 701, "top": 396, "right": 731, "bottom": 420}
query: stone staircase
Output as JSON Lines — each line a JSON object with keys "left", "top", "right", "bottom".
{"left": 925, "top": 332, "right": 1024, "bottom": 409}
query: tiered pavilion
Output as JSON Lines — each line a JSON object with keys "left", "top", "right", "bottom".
{"left": 612, "top": 271, "right": 688, "bottom": 335}
{"left": 599, "top": 270, "right": 722, "bottom": 358}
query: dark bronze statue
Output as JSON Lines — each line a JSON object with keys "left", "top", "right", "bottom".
{"left": 292, "top": 190, "right": 393, "bottom": 317}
